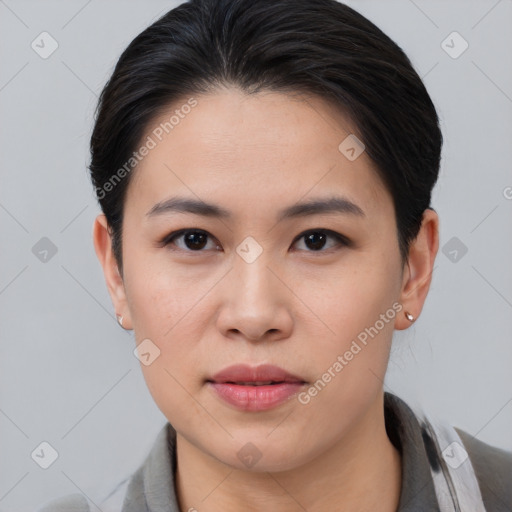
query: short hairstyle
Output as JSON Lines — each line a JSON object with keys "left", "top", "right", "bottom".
{"left": 89, "top": 0, "right": 443, "bottom": 273}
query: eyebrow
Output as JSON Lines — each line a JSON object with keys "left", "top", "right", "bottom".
{"left": 146, "top": 195, "right": 366, "bottom": 221}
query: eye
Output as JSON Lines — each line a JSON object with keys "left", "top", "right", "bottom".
{"left": 291, "top": 229, "right": 350, "bottom": 253}
{"left": 161, "top": 228, "right": 350, "bottom": 253}
{"left": 161, "top": 229, "right": 221, "bottom": 252}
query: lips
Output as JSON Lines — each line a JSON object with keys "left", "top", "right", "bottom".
{"left": 207, "top": 364, "right": 306, "bottom": 386}
{"left": 206, "top": 364, "right": 307, "bottom": 411}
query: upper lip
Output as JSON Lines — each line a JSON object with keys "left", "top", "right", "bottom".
{"left": 208, "top": 364, "right": 306, "bottom": 384}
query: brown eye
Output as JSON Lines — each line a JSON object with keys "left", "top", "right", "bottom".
{"left": 292, "top": 229, "right": 349, "bottom": 252}
{"left": 161, "top": 228, "right": 349, "bottom": 254}
{"left": 163, "top": 229, "right": 220, "bottom": 252}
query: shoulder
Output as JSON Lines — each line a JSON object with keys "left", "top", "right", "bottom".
{"left": 35, "top": 493, "right": 90, "bottom": 512}
{"left": 456, "top": 428, "right": 512, "bottom": 511}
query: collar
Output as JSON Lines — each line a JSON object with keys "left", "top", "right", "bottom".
{"left": 114, "top": 392, "right": 480, "bottom": 512}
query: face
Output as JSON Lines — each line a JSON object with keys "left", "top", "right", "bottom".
{"left": 94, "top": 87, "right": 436, "bottom": 472}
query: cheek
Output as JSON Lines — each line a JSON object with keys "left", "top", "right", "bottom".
{"left": 123, "top": 247, "right": 202, "bottom": 337}
{"left": 125, "top": 267, "right": 209, "bottom": 419}
{"left": 312, "top": 252, "right": 400, "bottom": 329}
{"left": 300, "top": 255, "right": 400, "bottom": 385}
{"left": 295, "top": 283, "right": 397, "bottom": 430}
{"left": 122, "top": 265, "right": 192, "bottom": 385}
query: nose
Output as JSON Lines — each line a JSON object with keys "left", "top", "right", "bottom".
{"left": 216, "top": 253, "right": 294, "bottom": 343}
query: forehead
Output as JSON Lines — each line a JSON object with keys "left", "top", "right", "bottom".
{"left": 126, "top": 88, "right": 392, "bottom": 222}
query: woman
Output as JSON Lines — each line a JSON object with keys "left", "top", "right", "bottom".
{"left": 38, "top": 0, "right": 511, "bottom": 510}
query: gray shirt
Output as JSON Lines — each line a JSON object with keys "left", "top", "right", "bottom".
{"left": 37, "top": 393, "right": 512, "bottom": 511}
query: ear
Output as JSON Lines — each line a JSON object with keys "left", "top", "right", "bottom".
{"left": 395, "top": 208, "right": 439, "bottom": 330}
{"left": 92, "top": 214, "right": 132, "bottom": 329}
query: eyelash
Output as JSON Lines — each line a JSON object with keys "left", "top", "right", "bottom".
{"left": 160, "top": 228, "right": 351, "bottom": 254}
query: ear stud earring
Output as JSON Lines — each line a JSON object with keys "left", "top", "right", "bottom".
{"left": 404, "top": 311, "right": 415, "bottom": 322}
{"left": 117, "top": 314, "right": 132, "bottom": 330}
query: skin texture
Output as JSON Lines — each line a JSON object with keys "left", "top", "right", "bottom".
{"left": 93, "top": 87, "right": 439, "bottom": 511}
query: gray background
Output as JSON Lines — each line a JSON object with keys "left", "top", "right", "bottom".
{"left": 1, "top": 0, "right": 511, "bottom": 510}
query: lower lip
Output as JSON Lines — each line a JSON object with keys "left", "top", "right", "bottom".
{"left": 208, "top": 382, "right": 305, "bottom": 411}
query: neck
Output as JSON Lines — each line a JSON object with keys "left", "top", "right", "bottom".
{"left": 175, "top": 392, "right": 402, "bottom": 512}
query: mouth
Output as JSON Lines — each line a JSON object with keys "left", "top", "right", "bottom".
{"left": 206, "top": 380, "right": 302, "bottom": 386}
{"left": 206, "top": 363, "right": 307, "bottom": 386}
{"left": 205, "top": 364, "right": 307, "bottom": 411}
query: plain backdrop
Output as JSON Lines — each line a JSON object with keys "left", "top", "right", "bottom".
{"left": 1, "top": 1, "right": 511, "bottom": 510}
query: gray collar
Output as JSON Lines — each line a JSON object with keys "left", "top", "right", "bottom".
{"left": 101, "top": 392, "right": 484, "bottom": 512}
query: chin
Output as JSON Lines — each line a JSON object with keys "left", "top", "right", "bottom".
{"left": 203, "top": 433, "right": 311, "bottom": 473}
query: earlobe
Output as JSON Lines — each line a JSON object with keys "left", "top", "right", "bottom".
{"left": 92, "top": 214, "right": 133, "bottom": 329}
{"left": 395, "top": 209, "right": 439, "bottom": 331}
